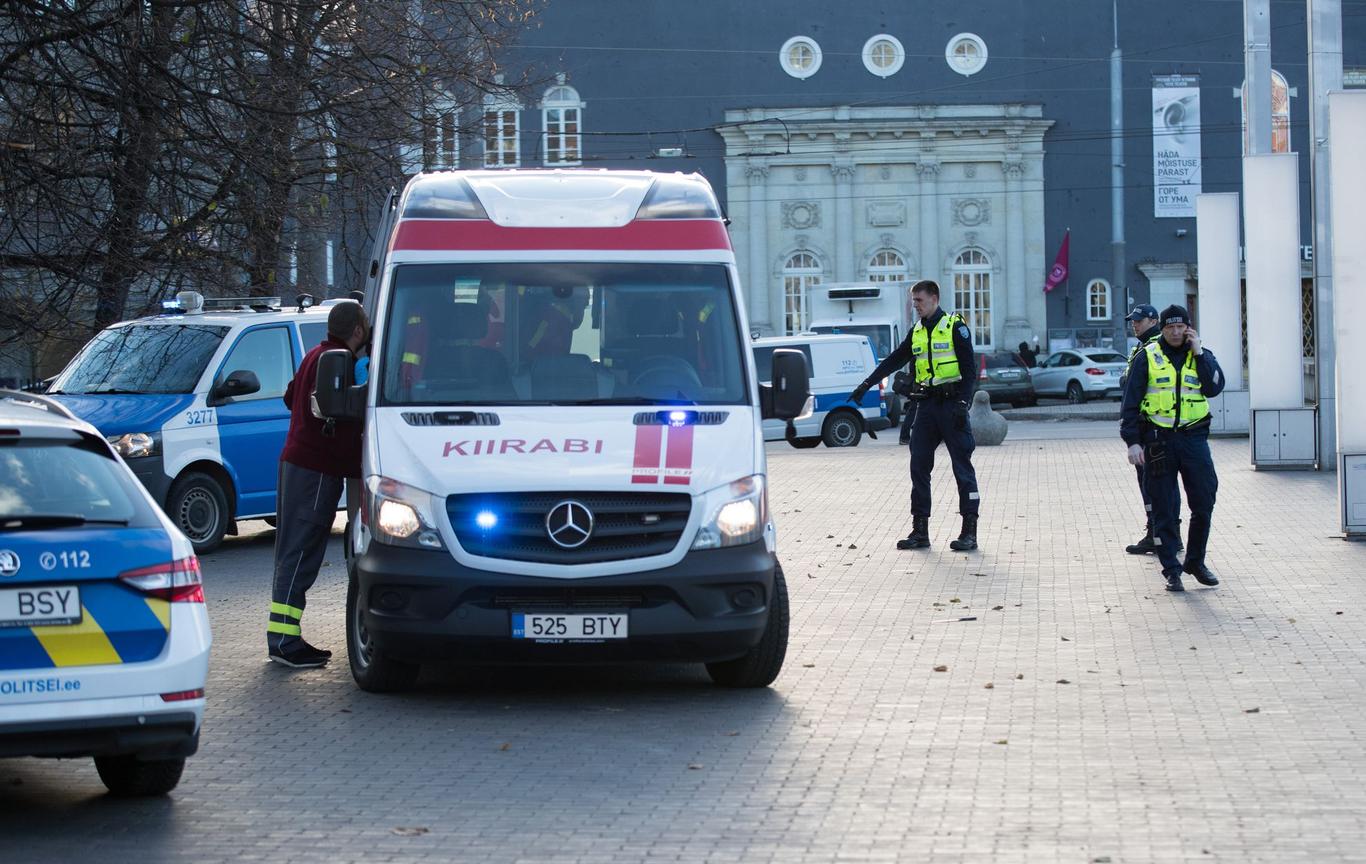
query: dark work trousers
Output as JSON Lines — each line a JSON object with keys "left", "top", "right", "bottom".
{"left": 909, "top": 398, "right": 980, "bottom": 517}
{"left": 899, "top": 401, "right": 914, "bottom": 443}
{"left": 268, "top": 461, "right": 345, "bottom": 651}
{"left": 1145, "top": 430, "right": 1218, "bottom": 574}
{"left": 1135, "top": 463, "right": 1182, "bottom": 531}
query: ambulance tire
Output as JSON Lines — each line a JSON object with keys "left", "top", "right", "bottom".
{"left": 347, "top": 574, "right": 420, "bottom": 693}
{"left": 168, "top": 471, "right": 229, "bottom": 554}
{"left": 821, "top": 411, "right": 862, "bottom": 448}
{"left": 94, "top": 755, "right": 185, "bottom": 797}
{"left": 788, "top": 437, "right": 821, "bottom": 449}
{"left": 706, "top": 563, "right": 789, "bottom": 688}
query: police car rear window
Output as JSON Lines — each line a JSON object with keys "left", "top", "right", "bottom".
{"left": 0, "top": 439, "right": 158, "bottom": 528}
{"left": 54, "top": 324, "right": 229, "bottom": 395}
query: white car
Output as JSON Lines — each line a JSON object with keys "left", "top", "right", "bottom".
{"left": 0, "top": 391, "right": 211, "bottom": 796}
{"left": 1030, "top": 348, "right": 1130, "bottom": 402}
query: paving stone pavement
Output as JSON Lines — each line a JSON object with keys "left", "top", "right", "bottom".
{"left": 4, "top": 431, "right": 1365, "bottom": 863}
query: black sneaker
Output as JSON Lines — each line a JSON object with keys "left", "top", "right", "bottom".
{"left": 269, "top": 641, "right": 332, "bottom": 668}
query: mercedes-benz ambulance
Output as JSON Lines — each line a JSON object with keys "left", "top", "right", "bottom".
{"left": 313, "top": 170, "right": 810, "bottom": 692}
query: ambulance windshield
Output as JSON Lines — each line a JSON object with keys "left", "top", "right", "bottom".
{"left": 54, "top": 323, "right": 229, "bottom": 395}
{"left": 380, "top": 262, "right": 748, "bottom": 406}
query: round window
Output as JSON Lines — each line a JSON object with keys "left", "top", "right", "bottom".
{"left": 862, "top": 34, "right": 905, "bottom": 78}
{"left": 780, "top": 36, "right": 822, "bottom": 79}
{"left": 946, "top": 33, "right": 988, "bottom": 77}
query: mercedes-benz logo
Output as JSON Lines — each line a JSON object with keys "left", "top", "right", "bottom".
{"left": 545, "top": 500, "right": 594, "bottom": 549}
{"left": 0, "top": 550, "right": 19, "bottom": 578}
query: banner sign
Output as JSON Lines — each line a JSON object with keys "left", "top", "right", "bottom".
{"left": 1153, "top": 74, "right": 1202, "bottom": 218}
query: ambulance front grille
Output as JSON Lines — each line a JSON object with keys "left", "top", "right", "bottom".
{"left": 446, "top": 491, "right": 692, "bottom": 564}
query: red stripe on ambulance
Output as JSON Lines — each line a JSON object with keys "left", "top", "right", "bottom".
{"left": 393, "top": 219, "right": 732, "bottom": 252}
{"left": 632, "top": 426, "right": 663, "bottom": 484}
{"left": 663, "top": 425, "right": 694, "bottom": 485}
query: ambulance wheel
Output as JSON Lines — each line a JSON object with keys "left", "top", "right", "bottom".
{"left": 347, "top": 575, "right": 420, "bottom": 693}
{"left": 168, "top": 472, "right": 229, "bottom": 554}
{"left": 788, "top": 437, "right": 821, "bottom": 449}
{"left": 822, "top": 411, "right": 862, "bottom": 448}
{"left": 706, "top": 563, "right": 788, "bottom": 688}
{"left": 94, "top": 755, "right": 185, "bottom": 797}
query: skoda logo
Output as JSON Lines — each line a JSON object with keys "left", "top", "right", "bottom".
{"left": 545, "top": 500, "right": 594, "bottom": 549}
{"left": 0, "top": 550, "right": 19, "bottom": 578}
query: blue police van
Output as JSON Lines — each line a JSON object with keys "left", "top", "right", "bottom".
{"left": 44, "top": 292, "right": 339, "bottom": 552}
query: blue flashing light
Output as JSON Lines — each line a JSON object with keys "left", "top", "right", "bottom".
{"left": 667, "top": 410, "right": 689, "bottom": 426}
{"left": 475, "top": 510, "right": 498, "bottom": 530}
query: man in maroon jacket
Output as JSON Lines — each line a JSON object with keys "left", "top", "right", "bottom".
{"left": 267, "top": 301, "right": 368, "bottom": 667}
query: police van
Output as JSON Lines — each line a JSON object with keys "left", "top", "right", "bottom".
{"left": 752, "top": 333, "right": 888, "bottom": 448}
{"left": 311, "top": 169, "right": 811, "bottom": 692}
{"left": 0, "top": 392, "right": 211, "bottom": 796}
{"left": 45, "top": 293, "right": 340, "bottom": 553}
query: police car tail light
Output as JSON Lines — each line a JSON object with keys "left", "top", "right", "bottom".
{"left": 118, "top": 557, "right": 205, "bottom": 603}
{"left": 692, "top": 475, "right": 767, "bottom": 550}
{"left": 160, "top": 688, "right": 205, "bottom": 702}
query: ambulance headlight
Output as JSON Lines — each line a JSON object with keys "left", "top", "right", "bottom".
{"left": 366, "top": 476, "right": 446, "bottom": 550}
{"left": 107, "top": 431, "right": 161, "bottom": 459}
{"left": 692, "top": 475, "right": 767, "bottom": 550}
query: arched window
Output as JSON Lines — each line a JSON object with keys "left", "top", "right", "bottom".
{"left": 782, "top": 252, "right": 821, "bottom": 334}
{"left": 1241, "top": 69, "right": 1292, "bottom": 154}
{"left": 483, "top": 82, "right": 520, "bottom": 168}
{"left": 867, "top": 249, "right": 908, "bottom": 283}
{"left": 542, "top": 82, "right": 582, "bottom": 166}
{"left": 951, "top": 249, "right": 993, "bottom": 350}
{"left": 1087, "top": 279, "right": 1111, "bottom": 321}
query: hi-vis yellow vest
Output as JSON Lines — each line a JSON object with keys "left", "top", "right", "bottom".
{"left": 1140, "top": 341, "right": 1210, "bottom": 428}
{"left": 911, "top": 313, "right": 964, "bottom": 386}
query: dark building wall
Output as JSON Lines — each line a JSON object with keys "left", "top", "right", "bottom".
{"left": 497, "top": 1, "right": 1363, "bottom": 334}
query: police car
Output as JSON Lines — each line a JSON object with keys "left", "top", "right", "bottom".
{"left": 45, "top": 292, "right": 340, "bottom": 552}
{"left": 0, "top": 391, "right": 211, "bottom": 796}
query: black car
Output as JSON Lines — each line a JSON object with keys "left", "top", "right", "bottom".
{"left": 976, "top": 352, "right": 1036, "bottom": 407}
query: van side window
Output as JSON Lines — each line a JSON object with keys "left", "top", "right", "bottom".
{"left": 218, "top": 326, "right": 295, "bottom": 401}
{"left": 751, "top": 344, "right": 813, "bottom": 382}
{"left": 298, "top": 322, "right": 328, "bottom": 350}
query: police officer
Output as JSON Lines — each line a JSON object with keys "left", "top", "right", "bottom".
{"left": 267, "top": 301, "right": 368, "bottom": 666}
{"left": 1118, "top": 304, "right": 1182, "bottom": 556}
{"left": 1119, "top": 305, "right": 1225, "bottom": 592}
{"left": 852, "top": 280, "right": 981, "bottom": 551}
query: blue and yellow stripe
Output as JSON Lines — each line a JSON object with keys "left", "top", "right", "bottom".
{"left": 0, "top": 585, "right": 170, "bottom": 671}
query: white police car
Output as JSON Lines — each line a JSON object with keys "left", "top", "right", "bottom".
{"left": 0, "top": 391, "right": 211, "bottom": 796}
{"left": 44, "top": 291, "right": 340, "bottom": 552}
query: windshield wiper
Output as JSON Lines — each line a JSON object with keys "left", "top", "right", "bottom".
{"left": 87, "top": 387, "right": 143, "bottom": 395}
{"left": 0, "top": 515, "right": 131, "bottom": 532}
{"left": 563, "top": 397, "right": 699, "bottom": 406}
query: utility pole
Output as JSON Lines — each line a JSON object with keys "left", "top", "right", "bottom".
{"left": 1245, "top": 0, "right": 1273, "bottom": 156}
{"left": 1309, "top": 0, "right": 1342, "bottom": 470}
{"left": 1110, "top": 0, "right": 1127, "bottom": 344}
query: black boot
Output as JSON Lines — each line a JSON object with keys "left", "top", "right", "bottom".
{"left": 949, "top": 514, "right": 978, "bottom": 551}
{"left": 897, "top": 515, "right": 931, "bottom": 550}
{"left": 1163, "top": 569, "right": 1185, "bottom": 592}
{"left": 1125, "top": 524, "right": 1157, "bottom": 555}
{"left": 1181, "top": 516, "right": 1218, "bottom": 586}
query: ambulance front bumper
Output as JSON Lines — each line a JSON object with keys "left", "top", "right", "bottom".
{"left": 354, "top": 542, "right": 776, "bottom": 665}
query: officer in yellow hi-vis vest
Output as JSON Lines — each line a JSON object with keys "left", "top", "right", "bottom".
{"left": 851, "top": 280, "right": 981, "bottom": 552}
{"left": 1119, "top": 304, "right": 1182, "bottom": 557}
{"left": 1119, "top": 305, "right": 1226, "bottom": 592}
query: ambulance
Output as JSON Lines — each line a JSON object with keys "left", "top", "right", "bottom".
{"left": 313, "top": 170, "right": 811, "bottom": 691}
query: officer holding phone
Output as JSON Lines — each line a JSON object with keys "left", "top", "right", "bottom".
{"left": 1119, "top": 305, "right": 1225, "bottom": 592}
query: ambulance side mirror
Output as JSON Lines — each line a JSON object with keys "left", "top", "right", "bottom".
{"left": 313, "top": 350, "right": 365, "bottom": 420}
{"left": 760, "top": 349, "right": 811, "bottom": 421}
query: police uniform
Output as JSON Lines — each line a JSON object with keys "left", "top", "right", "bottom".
{"left": 1119, "top": 305, "right": 1181, "bottom": 556}
{"left": 1119, "top": 305, "right": 1225, "bottom": 592}
{"left": 854, "top": 303, "right": 981, "bottom": 551}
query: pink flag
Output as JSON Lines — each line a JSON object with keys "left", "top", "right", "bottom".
{"left": 1043, "top": 230, "right": 1070, "bottom": 293}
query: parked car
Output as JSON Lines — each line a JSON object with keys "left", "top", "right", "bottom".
{"left": 1030, "top": 348, "right": 1130, "bottom": 402}
{"left": 0, "top": 391, "right": 211, "bottom": 796}
{"left": 753, "top": 333, "right": 890, "bottom": 448}
{"left": 976, "top": 353, "right": 1036, "bottom": 407}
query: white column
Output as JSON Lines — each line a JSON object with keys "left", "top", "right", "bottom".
{"left": 1196, "top": 193, "right": 1243, "bottom": 390}
{"left": 1243, "top": 153, "right": 1302, "bottom": 409}
{"left": 1328, "top": 92, "right": 1366, "bottom": 532}
{"left": 1003, "top": 159, "right": 1030, "bottom": 348}
{"left": 916, "top": 160, "right": 940, "bottom": 288}
{"left": 745, "top": 164, "right": 770, "bottom": 334}
{"left": 831, "top": 163, "right": 856, "bottom": 282}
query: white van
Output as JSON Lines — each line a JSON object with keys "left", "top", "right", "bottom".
{"left": 752, "top": 333, "right": 889, "bottom": 448}
{"left": 313, "top": 170, "right": 810, "bottom": 692}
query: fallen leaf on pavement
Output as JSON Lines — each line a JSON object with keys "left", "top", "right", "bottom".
{"left": 933, "top": 665, "right": 948, "bottom": 672}
{"left": 688, "top": 763, "right": 704, "bottom": 770}
{"left": 1056, "top": 679, "right": 1071, "bottom": 684}
{"left": 1061, "top": 636, "right": 1071, "bottom": 642}
{"left": 1244, "top": 707, "right": 1261, "bottom": 714}
{"left": 392, "top": 827, "right": 430, "bottom": 837}
{"left": 984, "top": 682, "right": 994, "bottom": 689}
{"left": 849, "top": 543, "right": 858, "bottom": 550}
{"left": 994, "top": 739, "right": 1008, "bottom": 745}
{"left": 1016, "top": 673, "right": 1024, "bottom": 680}
{"left": 499, "top": 742, "right": 511, "bottom": 751}
{"left": 992, "top": 605, "right": 1004, "bottom": 611}
{"left": 802, "top": 663, "right": 815, "bottom": 668}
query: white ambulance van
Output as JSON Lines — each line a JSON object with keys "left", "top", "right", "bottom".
{"left": 314, "top": 170, "right": 811, "bottom": 692}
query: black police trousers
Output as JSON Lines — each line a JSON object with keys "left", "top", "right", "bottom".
{"left": 268, "top": 461, "right": 345, "bottom": 651}
{"left": 1135, "top": 462, "right": 1180, "bottom": 532}
{"left": 1145, "top": 430, "right": 1217, "bottom": 575}
{"left": 908, "top": 397, "right": 980, "bottom": 517}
